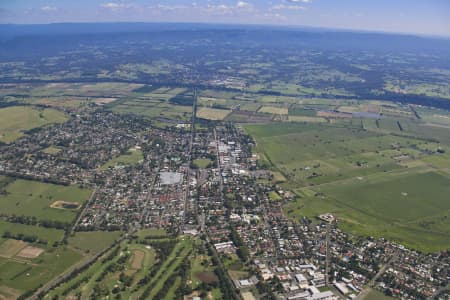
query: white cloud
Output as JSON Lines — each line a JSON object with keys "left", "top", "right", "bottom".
{"left": 271, "top": 4, "right": 306, "bottom": 11}
{"left": 100, "top": 2, "right": 133, "bottom": 10}
{"left": 286, "top": 0, "right": 312, "bottom": 3}
{"left": 40, "top": 6, "right": 57, "bottom": 12}
{"left": 237, "top": 1, "right": 252, "bottom": 9}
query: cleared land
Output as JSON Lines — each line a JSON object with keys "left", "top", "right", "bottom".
{"left": 0, "top": 177, "right": 91, "bottom": 223}
{"left": 16, "top": 246, "right": 44, "bottom": 259}
{"left": 0, "top": 106, "right": 67, "bottom": 143}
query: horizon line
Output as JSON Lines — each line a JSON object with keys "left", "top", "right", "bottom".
{"left": 1, "top": 21, "right": 449, "bottom": 40}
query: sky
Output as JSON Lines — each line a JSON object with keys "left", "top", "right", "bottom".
{"left": 0, "top": 0, "right": 449, "bottom": 37}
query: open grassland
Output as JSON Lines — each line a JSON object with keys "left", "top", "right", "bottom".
{"left": 0, "top": 106, "right": 67, "bottom": 143}
{"left": 68, "top": 231, "right": 122, "bottom": 254}
{"left": 101, "top": 148, "right": 144, "bottom": 170}
{"left": 286, "top": 168, "right": 450, "bottom": 252}
{"left": 197, "top": 107, "right": 231, "bottom": 120}
{"left": 245, "top": 123, "right": 413, "bottom": 187}
{"left": 0, "top": 177, "right": 91, "bottom": 223}
{"left": 0, "top": 221, "right": 65, "bottom": 246}
{"left": 246, "top": 121, "right": 450, "bottom": 252}
{"left": 109, "top": 93, "right": 192, "bottom": 123}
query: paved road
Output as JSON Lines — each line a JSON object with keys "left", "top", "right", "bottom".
{"left": 355, "top": 250, "right": 400, "bottom": 300}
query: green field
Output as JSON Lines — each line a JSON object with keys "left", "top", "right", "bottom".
{"left": 245, "top": 123, "right": 410, "bottom": 187}
{"left": 0, "top": 220, "right": 65, "bottom": 245}
{"left": 193, "top": 158, "right": 213, "bottom": 169}
{"left": 101, "top": 148, "right": 144, "bottom": 169}
{"left": 68, "top": 231, "right": 122, "bottom": 254}
{"left": 364, "top": 289, "right": 394, "bottom": 300}
{"left": 0, "top": 246, "right": 82, "bottom": 295}
{"left": 45, "top": 236, "right": 198, "bottom": 300}
{"left": 246, "top": 122, "right": 450, "bottom": 252}
{"left": 0, "top": 106, "right": 67, "bottom": 143}
{"left": 0, "top": 177, "right": 92, "bottom": 223}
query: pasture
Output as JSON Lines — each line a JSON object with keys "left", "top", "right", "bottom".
{"left": 0, "top": 178, "right": 92, "bottom": 223}
{"left": 0, "top": 106, "right": 67, "bottom": 143}
{"left": 286, "top": 169, "right": 450, "bottom": 252}
{"left": 246, "top": 121, "right": 450, "bottom": 252}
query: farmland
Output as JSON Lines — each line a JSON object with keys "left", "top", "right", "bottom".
{"left": 245, "top": 112, "right": 450, "bottom": 252}
{"left": 197, "top": 107, "right": 231, "bottom": 121}
{"left": 0, "top": 106, "right": 67, "bottom": 143}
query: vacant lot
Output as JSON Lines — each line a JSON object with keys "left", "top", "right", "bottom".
{"left": 197, "top": 107, "right": 231, "bottom": 120}
{"left": 0, "top": 178, "right": 91, "bottom": 223}
{"left": 0, "top": 106, "right": 67, "bottom": 143}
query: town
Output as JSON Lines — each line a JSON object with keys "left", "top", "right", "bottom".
{"left": 0, "top": 99, "right": 448, "bottom": 300}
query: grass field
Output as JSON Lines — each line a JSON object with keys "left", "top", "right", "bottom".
{"left": 197, "top": 107, "right": 231, "bottom": 120}
{"left": 101, "top": 148, "right": 143, "bottom": 169}
{"left": 68, "top": 231, "right": 122, "bottom": 254}
{"left": 0, "top": 177, "right": 92, "bottom": 223}
{"left": 246, "top": 122, "right": 450, "bottom": 252}
{"left": 0, "top": 106, "right": 67, "bottom": 143}
{"left": 193, "top": 158, "right": 213, "bottom": 168}
{"left": 0, "top": 246, "right": 82, "bottom": 295}
{"left": 286, "top": 169, "right": 450, "bottom": 252}
{"left": 0, "top": 220, "right": 65, "bottom": 245}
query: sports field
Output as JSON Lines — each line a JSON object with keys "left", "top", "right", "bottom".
{"left": 0, "top": 106, "right": 67, "bottom": 143}
{"left": 101, "top": 148, "right": 144, "bottom": 170}
{"left": 0, "top": 177, "right": 92, "bottom": 223}
{"left": 0, "top": 245, "right": 82, "bottom": 295}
